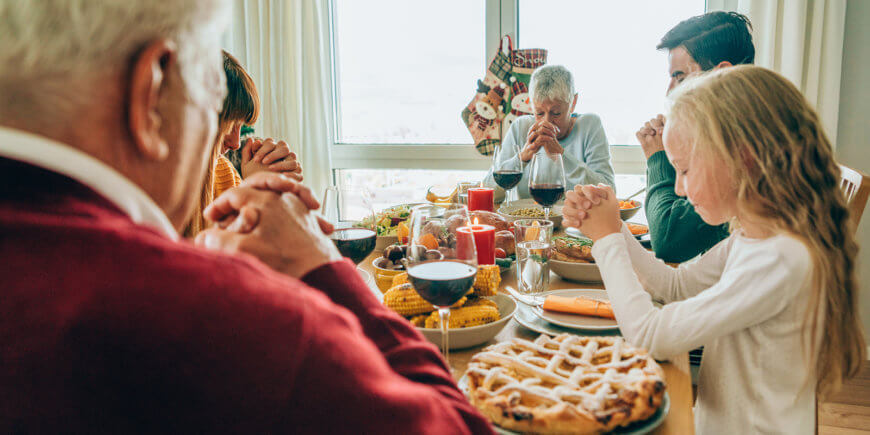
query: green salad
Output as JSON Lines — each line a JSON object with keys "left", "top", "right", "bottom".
{"left": 356, "top": 204, "right": 415, "bottom": 237}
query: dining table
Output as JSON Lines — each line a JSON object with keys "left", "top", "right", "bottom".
{"left": 359, "top": 250, "right": 696, "bottom": 435}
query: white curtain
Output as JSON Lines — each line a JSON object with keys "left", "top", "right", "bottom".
{"left": 224, "top": 0, "right": 334, "bottom": 198}
{"left": 706, "top": 0, "right": 847, "bottom": 145}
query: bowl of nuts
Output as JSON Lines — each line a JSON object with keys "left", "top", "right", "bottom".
{"left": 497, "top": 198, "right": 563, "bottom": 230}
{"left": 372, "top": 243, "right": 448, "bottom": 292}
{"left": 372, "top": 244, "right": 408, "bottom": 292}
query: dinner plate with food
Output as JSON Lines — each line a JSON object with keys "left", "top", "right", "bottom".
{"left": 565, "top": 222, "right": 649, "bottom": 240}
{"left": 459, "top": 333, "right": 669, "bottom": 434}
{"left": 533, "top": 289, "right": 618, "bottom": 330}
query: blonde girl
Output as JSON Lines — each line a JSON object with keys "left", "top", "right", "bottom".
{"left": 562, "top": 65, "right": 864, "bottom": 434}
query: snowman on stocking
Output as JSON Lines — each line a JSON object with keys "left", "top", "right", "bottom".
{"left": 503, "top": 76, "right": 534, "bottom": 138}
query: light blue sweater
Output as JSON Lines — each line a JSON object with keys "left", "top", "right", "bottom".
{"left": 484, "top": 114, "right": 615, "bottom": 199}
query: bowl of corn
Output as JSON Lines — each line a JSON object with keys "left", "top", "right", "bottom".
{"left": 497, "top": 198, "right": 563, "bottom": 229}
{"left": 417, "top": 293, "right": 516, "bottom": 350}
{"left": 381, "top": 265, "right": 516, "bottom": 350}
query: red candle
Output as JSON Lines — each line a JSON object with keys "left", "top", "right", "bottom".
{"left": 456, "top": 224, "right": 496, "bottom": 265}
{"left": 467, "top": 187, "right": 494, "bottom": 212}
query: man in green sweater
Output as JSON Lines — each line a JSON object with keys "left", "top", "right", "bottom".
{"left": 639, "top": 11, "right": 755, "bottom": 263}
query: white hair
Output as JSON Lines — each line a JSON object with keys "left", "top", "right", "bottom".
{"left": 0, "top": 0, "right": 230, "bottom": 114}
{"left": 530, "top": 65, "right": 576, "bottom": 104}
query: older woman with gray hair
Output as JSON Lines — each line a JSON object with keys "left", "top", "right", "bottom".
{"left": 485, "top": 65, "right": 615, "bottom": 199}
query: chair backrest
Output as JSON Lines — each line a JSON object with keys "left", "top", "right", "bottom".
{"left": 839, "top": 164, "right": 870, "bottom": 231}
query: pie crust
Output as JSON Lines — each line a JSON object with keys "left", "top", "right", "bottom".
{"left": 466, "top": 334, "right": 666, "bottom": 434}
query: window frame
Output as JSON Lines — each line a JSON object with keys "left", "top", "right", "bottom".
{"left": 327, "top": 0, "right": 657, "bottom": 177}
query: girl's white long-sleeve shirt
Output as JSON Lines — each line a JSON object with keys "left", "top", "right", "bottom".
{"left": 592, "top": 225, "right": 816, "bottom": 434}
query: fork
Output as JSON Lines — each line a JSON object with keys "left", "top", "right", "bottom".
{"left": 504, "top": 286, "right": 545, "bottom": 308}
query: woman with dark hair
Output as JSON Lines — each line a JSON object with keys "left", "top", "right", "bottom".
{"left": 184, "top": 51, "right": 302, "bottom": 237}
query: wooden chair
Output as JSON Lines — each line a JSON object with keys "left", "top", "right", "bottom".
{"left": 818, "top": 164, "right": 870, "bottom": 432}
{"left": 839, "top": 164, "right": 870, "bottom": 232}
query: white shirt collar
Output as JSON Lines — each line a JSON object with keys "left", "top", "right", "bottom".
{"left": 0, "top": 126, "right": 179, "bottom": 240}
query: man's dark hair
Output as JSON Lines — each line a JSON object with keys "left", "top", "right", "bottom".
{"left": 658, "top": 11, "right": 755, "bottom": 70}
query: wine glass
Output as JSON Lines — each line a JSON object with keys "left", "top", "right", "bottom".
{"left": 491, "top": 141, "right": 523, "bottom": 208}
{"left": 528, "top": 152, "right": 567, "bottom": 221}
{"left": 322, "top": 186, "right": 377, "bottom": 265}
{"left": 405, "top": 203, "right": 478, "bottom": 365}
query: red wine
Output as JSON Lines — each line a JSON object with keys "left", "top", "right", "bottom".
{"left": 408, "top": 261, "right": 477, "bottom": 307}
{"left": 330, "top": 228, "right": 376, "bottom": 265}
{"left": 529, "top": 184, "right": 565, "bottom": 207}
{"left": 493, "top": 170, "right": 523, "bottom": 190}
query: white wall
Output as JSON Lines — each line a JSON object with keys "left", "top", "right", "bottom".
{"left": 835, "top": 0, "right": 870, "bottom": 349}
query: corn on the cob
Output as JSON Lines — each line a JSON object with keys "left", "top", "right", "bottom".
{"left": 408, "top": 314, "right": 428, "bottom": 327}
{"left": 384, "top": 284, "right": 435, "bottom": 316}
{"left": 424, "top": 304, "right": 500, "bottom": 329}
{"left": 384, "top": 283, "right": 467, "bottom": 316}
{"left": 464, "top": 297, "right": 498, "bottom": 310}
{"left": 391, "top": 272, "right": 409, "bottom": 287}
{"left": 472, "top": 264, "right": 500, "bottom": 296}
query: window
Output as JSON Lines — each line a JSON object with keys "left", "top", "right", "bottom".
{"left": 518, "top": 0, "right": 705, "bottom": 146}
{"left": 336, "top": 169, "right": 488, "bottom": 211}
{"left": 329, "top": 0, "right": 706, "bottom": 197}
{"left": 332, "top": 0, "right": 485, "bottom": 144}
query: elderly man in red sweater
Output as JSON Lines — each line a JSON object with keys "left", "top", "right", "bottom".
{"left": 0, "top": 1, "right": 492, "bottom": 433}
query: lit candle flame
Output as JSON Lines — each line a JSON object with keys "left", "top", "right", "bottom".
{"left": 473, "top": 217, "right": 479, "bottom": 225}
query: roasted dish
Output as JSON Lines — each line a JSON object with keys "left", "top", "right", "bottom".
{"left": 552, "top": 235, "right": 594, "bottom": 263}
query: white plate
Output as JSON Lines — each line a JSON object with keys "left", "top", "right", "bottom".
{"left": 458, "top": 374, "right": 670, "bottom": 435}
{"left": 532, "top": 289, "right": 618, "bottom": 331}
{"left": 567, "top": 225, "right": 649, "bottom": 240}
{"left": 356, "top": 267, "right": 374, "bottom": 288}
{"left": 512, "top": 300, "right": 617, "bottom": 337}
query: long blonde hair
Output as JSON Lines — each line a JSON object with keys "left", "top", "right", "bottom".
{"left": 667, "top": 65, "right": 865, "bottom": 397}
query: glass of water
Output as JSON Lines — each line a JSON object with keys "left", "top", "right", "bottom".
{"left": 513, "top": 219, "right": 553, "bottom": 303}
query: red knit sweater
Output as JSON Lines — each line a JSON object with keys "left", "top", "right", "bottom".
{"left": 0, "top": 158, "right": 493, "bottom": 434}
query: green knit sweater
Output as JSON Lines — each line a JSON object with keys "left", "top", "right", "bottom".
{"left": 645, "top": 151, "right": 729, "bottom": 262}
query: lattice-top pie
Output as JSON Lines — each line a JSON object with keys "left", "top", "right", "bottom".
{"left": 465, "top": 334, "right": 666, "bottom": 434}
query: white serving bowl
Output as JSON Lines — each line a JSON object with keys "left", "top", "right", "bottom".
{"left": 418, "top": 293, "right": 517, "bottom": 350}
{"left": 549, "top": 259, "right": 602, "bottom": 283}
{"left": 497, "top": 198, "right": 563, "bottom": 230}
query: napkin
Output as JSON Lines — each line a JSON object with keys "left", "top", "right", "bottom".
{"left": 542, "top": 295, "right": 615, "bottom": 319}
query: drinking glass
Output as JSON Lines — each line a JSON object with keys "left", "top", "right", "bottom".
{"left": 322, "top": 186, "right": 377, "bottom": 265}
{"left": 491, "top": 141, "right": 523, "bottom": 208}
{"left": 405, "top": 203, "right": 477, "bottom": 364}
{"left": 528, "top": 152, "right": 567, "bottom": 221}
{"left": 513, "top": 219, "right": 554, "bottom": 304}
{"left": 456, "top": 181, "right": 478, "bottom": 206}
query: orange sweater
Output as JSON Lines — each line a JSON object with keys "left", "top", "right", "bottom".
{"left": 213, "top": 155, "right": 241, "bottom": 199}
